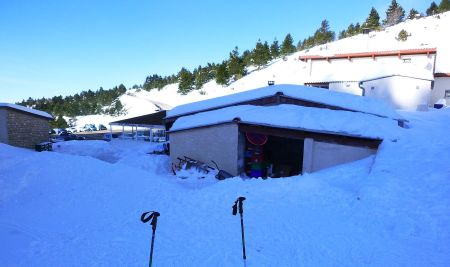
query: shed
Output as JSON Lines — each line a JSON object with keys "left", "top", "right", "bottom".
{"left": 109, "top": 110, "right": 167, "bottom": 141}
{"left": 165, "top": 84, "right": 405, "bottom": 129}
{"left": 169, "top": 103, "right": 399, "bottom": 178}
{"left": 0, "top": 103, "right": 53, "bottom": 149}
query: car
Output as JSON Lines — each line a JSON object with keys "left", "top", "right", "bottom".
{"left": 53, "top": 131, "right": 86, "bottom": 142}
{"left": 81, "top": 124, "right": 97, "bottom": 132}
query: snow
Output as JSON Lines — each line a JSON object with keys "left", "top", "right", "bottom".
{"left": 167, "top": 84, "right": 404, "bottom": 121}
{"left": 170, "top": 104, "right": 400, "bottom": 140}
{"left": 0, "top": 103, "right": 53, "bottom": 119}
{"left": 1, "top": 108, "right": 450, "bottom": 266}
{"left": 306, "top": 61, "right": 435, "bottom": 83}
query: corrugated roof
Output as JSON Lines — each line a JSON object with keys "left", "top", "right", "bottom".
{"left": 109, "top": 110, "right": 166, "bottom": 126}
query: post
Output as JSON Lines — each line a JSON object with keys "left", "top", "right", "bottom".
{"left": 141, "top": 211, "right": 160, "bottom": 267}
{"left": 232, "top": 197, "right": 247, "bottom": 262}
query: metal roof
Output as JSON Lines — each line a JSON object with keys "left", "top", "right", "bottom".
{"left": 109, "top": 110, "right": 166, "bottom": 127}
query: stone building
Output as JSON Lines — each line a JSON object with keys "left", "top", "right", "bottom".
{"left": 0, "top": 103, "right": 53, "bottom": 149}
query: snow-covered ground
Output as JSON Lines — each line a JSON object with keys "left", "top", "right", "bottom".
{"left": 1, "top": 108, "right": 450, "bottom": 266}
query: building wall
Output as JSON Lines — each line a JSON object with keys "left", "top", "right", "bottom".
{"left": 6, "top": 109, "right": 50, "bottom": 149}
{"left": 170, "top": 123, "right": 239, "bottom": 176}
{"left": 431, "top": 77, "right": 450, "bottom": 105}
{"left": 303, "top": 138, "right": 376, "bottom": 173}
{"left": 329, "top": 82, "right": 362, "bottom": 95}
{"left": 362, "top": 76, "right": 432, "bottom": 109}
{"left": 308, "top": 54, "right": 436, "bottom": 78}
{"left": 0, "top": 109, "right": 8, "bottom": 144}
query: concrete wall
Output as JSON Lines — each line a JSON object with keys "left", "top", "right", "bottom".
{"left": 303, "top": 138, "right": 376, "bottom": 173}
{"left": 329, "top": 82, "right": 362, "bottom": 96}
{"left": 431, "top": 77, "right": 450, "bottom": 105}
{"left": 362, "top": 76, "right": 432, "bottom": 110}
{"left": 308, "top": 54, "right": 436, "bottom": 79}
{"left": 6, "top": 109, "right": 50, "bottom": 149}
{"left": 328, "top": 77, "right": 432, "bottom": 110}
{"left": 0, "top": 109, "right": 8, "bottom": 144}
{"left": 170, "top": 123, "right": 239, "bottom": 176}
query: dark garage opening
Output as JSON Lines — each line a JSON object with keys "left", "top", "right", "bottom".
{"left": 244, "top": 132, "right": 304, "bottom": 178}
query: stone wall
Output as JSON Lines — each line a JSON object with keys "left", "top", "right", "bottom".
{"left": 6, "top": 108, "right": 50, "bottom": 149}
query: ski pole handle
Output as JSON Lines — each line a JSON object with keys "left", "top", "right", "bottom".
{"left": 237, "top": 197, "right": 246, "bottom": 214}
{"left": 141, "top": 211, "right": 161, "bottom": 231}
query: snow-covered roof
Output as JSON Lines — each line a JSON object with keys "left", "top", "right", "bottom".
{"left": 0, "top": 103, "right": 53, "bottom": 119}
{"left": 166, "top": 84, "right": 404, "bottom": 121}
{"left": 170, "top": 104, "right": 399, "bottom": 140}
{"left": 305, "top": 63, "right": 434, "bottom": 84}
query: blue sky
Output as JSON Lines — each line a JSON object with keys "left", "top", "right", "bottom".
{"left": 0, "top": 0, "right": 431, "bottom": 102}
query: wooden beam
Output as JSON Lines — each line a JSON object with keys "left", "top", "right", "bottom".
{"left": 238, "top": 123, "right": 382, "bottom": 149}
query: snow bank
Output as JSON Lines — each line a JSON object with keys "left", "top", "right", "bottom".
{"left": 1, "top": 108, "right": 450, "bottom": 266}
{"left": 170, "top": 104, "right": 400, "bottom": 140}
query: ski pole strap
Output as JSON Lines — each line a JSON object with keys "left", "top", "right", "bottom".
{"left": 232, "top": 197, "right": 246, "bottom": 215}
{"left": 141, "top": 211, "right": 161, "bottom": 230}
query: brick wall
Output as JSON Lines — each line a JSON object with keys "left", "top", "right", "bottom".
{"left": 6, "top": 109, "right": 50, "bottom": 149}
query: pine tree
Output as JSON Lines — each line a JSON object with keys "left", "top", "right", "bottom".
{"left": 407, "top": 8, "right": 419, "bottom": 19}
{"left": 354, "top": 23, "right": 362, "bottom": 34}
{"left": 313, "top": 20, "right": 335, "bottom": 45}
{"left": 228, "top": 46, "right": 246, "bottom": 79}
{"left": 296, "top": 40, "right": 303, "bottom": 51}
{"left": 215, "top": 61, "right": 229, "bottom": 85}
{"left": 384, "top": 0, "right": 405, "bottom": 26}
{"left": 51, "top": 115, "right": 68, "bottom": 128}
{"left": 364, "top": 7, "right": 381, "bottom": 29}
{"left": 242, "top": 50, "right": 253, "bottom": 66}
{"left": 263, "top": 41, "right": 271, "bottom": 60}
{"left": 253, "top": 39, "right": 271, "bottom": 67}
{"left": 194, "top": 65, "right": 209, "bottom": 89}
{"left": 397, "top": 29, "right": 409, "bottom": 41}
{"left": 427, "top": 1, "right": 439, "bottom": 15}
{"left": 108, "top": 100, "right": 124, "bottom": 116}
{"left": 177, "top": 67, "right": 194, "bottom": 94}
{"left": 439, "top": 0, "right": 450, "bottom": 12}
{"left": 280, "top": 33, "right": 296, "bottom": 56}
{"left": 270, "top": 39, "right": 280, "bottom": 57}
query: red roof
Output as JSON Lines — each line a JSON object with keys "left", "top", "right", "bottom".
{"left": 299, "top": 48, "right": 437, "bottom": 61}
{"left": 434, "top": 73, "right": 450, "bottom": 77}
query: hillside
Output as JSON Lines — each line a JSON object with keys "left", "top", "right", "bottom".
{"left": 72, "top": 12, "right": 450, "bottom": 128}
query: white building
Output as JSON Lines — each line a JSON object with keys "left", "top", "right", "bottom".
{"left": 300, "top": 48, "right": 450, "bottom": 109}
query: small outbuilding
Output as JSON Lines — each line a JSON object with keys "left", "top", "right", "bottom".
{"left": 109, "top": 110, "right": 167, "bottom": 141}
{"left": 0, "top": 103, "right": 53, "bottom": 149}
{"left": 167, "top": 85, "right": 402, "bottom": 178}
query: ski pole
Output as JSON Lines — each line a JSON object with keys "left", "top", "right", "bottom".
{"left": 141, "top": 211, "right": 160, "bottom": 267}
{"left": 232, "top": 197, "right": 247, "bottom": 261}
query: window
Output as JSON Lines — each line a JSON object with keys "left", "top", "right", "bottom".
{"left": 445, "top": 90, "right": 450, "bottom": 98}
{"left": 402, "top": 58, "right": 412, "bottom": 63}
